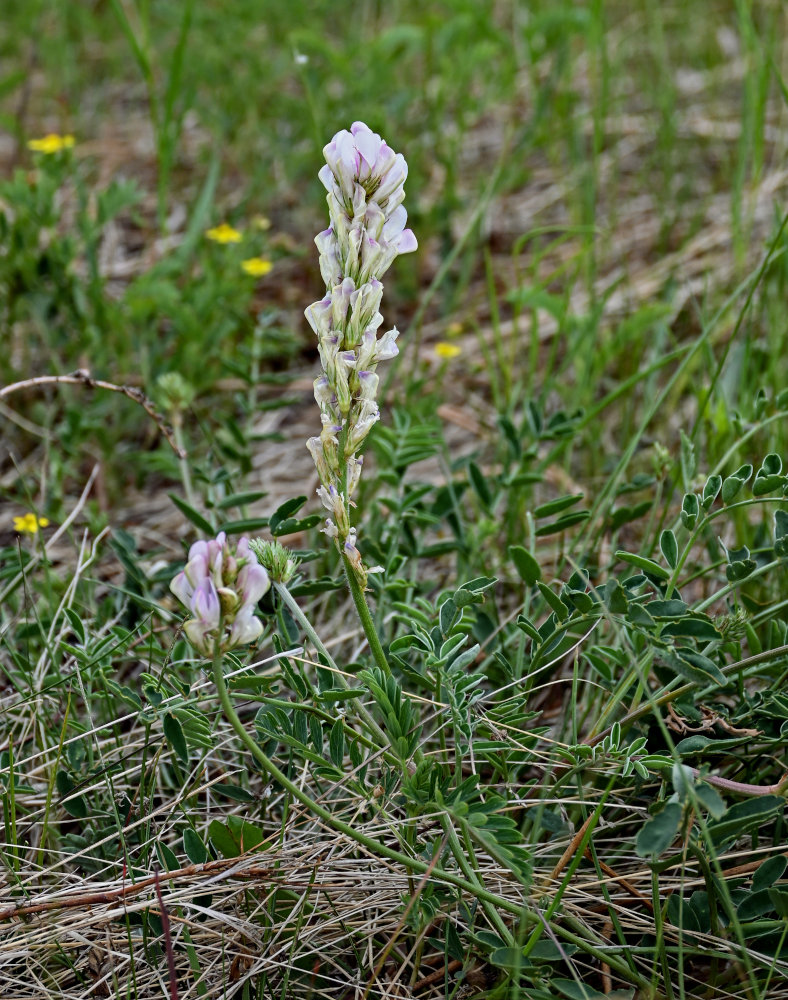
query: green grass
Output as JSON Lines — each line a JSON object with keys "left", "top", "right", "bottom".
{"left": 2, "top": 2, "right": 788, "bottom": 998}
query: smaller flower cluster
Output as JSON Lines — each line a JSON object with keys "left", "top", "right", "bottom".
{"left": 306, "top": 122, "right": 417, "bottom": 584}
{"left": 13, "top": 512, "right": 50, "bottom": 534}
{"left": 204, "top": 221, "right": 273, "bottom": 277}
{"left": 170, "top": 533, "right": 269, "bottom": 656}
{"left": 28, "top": 134, "right": 75, "bottom": 155}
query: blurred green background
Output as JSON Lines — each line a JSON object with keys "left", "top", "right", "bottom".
{"left": 2, "top": 0, "right": 787, "bottom": 517}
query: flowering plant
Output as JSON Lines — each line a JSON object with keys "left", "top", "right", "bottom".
{"left": 170, "top": 532, "right": 269, "bottom": 656}
{"left": 305, "top": 122, "right": 417, "bottom": 585}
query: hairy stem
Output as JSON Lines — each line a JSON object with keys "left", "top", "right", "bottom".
{"left": 342, "top": 552, "right": 392, "bottom": 677}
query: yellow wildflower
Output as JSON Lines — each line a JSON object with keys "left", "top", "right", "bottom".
{"left": 434, "top": 342, "right": 462, "bottom": 360}
{"left": 252, "top": 215, "right": 272, "bottom": 231}
{"left": 205, "top": 223, "right": 242, "bottom": 244}
{"left": 241, "top": 256, "right": 273, "bottom": 277}
{"left": 28, "top": 134, "right": 75, "bottom": 155}
{"left": 13, "top": 513, "right": 50, "bottom": 534}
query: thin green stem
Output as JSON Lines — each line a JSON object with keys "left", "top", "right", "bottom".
{"left": 444, "top": 817, "right": 513, "bottom": 944}
{"left": 342, "top": 553, "right": 391, "bottom": 677}
{"left": 588, "top": 642, "right": 788, "bottom": 746}
{"left": 274, "top": 581, "right": 389, "bottom": 747}
{"left": 171, "top": 414, "right": 195, "bottom": 511}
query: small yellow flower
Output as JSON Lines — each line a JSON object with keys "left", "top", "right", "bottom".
{"left": 241, "top": 256, "right": 273, "bottom": 277}
{"left": 27, "top": 134, "right": 75, "bottom": 155}
{"left": 445, "top": 321, "right": 463, "bottom": 337}
{"left": 252, "top": 215, "right": 272, "bottom": 231}
{"left": 435, "top": 342, "right": 462, "bottom": 360}
{"left": 13, "top": 513, "right": 50, "bottom": 534}
{"left": 205, "top": 222, "right": 243, "bottom": 244}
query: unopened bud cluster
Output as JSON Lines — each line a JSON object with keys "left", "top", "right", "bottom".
{"left": 306, "top": 122, "right": 417, "bottom": 584}
{"left": 170, "top": 532, "right": 269, "bottom": 656}
{"left": 249, "top": 537, "right": 299, "bottom": 584}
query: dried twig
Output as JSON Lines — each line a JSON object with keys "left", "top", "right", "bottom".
{"left": 154, "top": 869, "right": 180, "bottom": 1000}
{"left": 1, "top": 370, "right": 185, "bottom": 458}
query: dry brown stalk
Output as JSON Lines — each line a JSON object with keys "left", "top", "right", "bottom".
{"left": 544, "top": 812, "right": 596, "bottom": 885}
{"left": 0, "top": 370, "right": 185, "bottom": 458}
{"left": 154, "top": 868, "right": 180, "bottom": 1000}
{"left": 583, "top": 849, "right": 654, "bottom": 912}
{"left": 0, "top": 859, "right": 271, "bottom": 923}
{"left": 412, "top": 959, "right": 463, "bottom": 993}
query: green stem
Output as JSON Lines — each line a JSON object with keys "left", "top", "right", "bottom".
{"left": 588, "top": 642, "right": 788, "bottom": 747}
{"left": 209, "top": 649, "right": 645, "bottom": 988}
{"left": 274, "top": 581, "right": 389, "bottom": 747}
{"left": 694, "top": 557, "right": 781, "bottom": 613}
{"left": 342, "top": 552, "right": 392, "bottom": 677}
{"left": 171, "top": 414, "right": 195, "bottom": 512}
{"left": 445, "top": 817, "right": 513, "bottom": 944}
{"left": 521, "top": 775, "right": 614, "bottom": 960}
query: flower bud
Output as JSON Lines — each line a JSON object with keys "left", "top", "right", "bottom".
{"left": 314, "top": 375, "right": 335, "bottom": 409}
{"left": 305, "top": 295, "right": 333, "bottom": 337}
{"left": 249, "top": 538, "right": 299, "bottom": 584}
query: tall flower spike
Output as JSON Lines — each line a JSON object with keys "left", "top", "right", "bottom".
{"left": 305, "top": 123, "right": 416, "bottom": 587}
